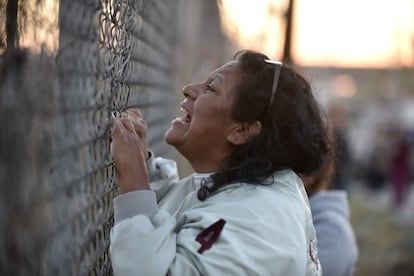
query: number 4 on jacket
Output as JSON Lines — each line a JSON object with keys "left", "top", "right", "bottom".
{"left": 195, "top": 219, "right": 226, "bottom": 254}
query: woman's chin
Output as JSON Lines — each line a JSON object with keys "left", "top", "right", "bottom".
{"left": 164, "top": 125, "right": 186, "bottom": 146}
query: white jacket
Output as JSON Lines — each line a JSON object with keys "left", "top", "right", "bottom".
{"left": 110, "top": 156, "right": 322, "bottom": 276}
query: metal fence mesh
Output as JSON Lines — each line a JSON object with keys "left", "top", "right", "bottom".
{"left": 49, "top": 0, "right": 177, "bottom": 274}
{"left": 1, "top": 0, "right": 228, "bottom": 274}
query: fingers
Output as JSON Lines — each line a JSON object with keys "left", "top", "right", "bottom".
{"left": 120, "top": 116, "right": 136, "bottom": 133}
{"left": 113, "top": 108, "right": 143, "bottom": 120}
{"left": 110, "top": 109, "right": 146, "bottom": 135}
{"left": 111, "top": 108, "right": 148, "bottom": 151}
{"left": 125, "top": 109, "right": 147, "bottom": 136}
{"left": 110, "top": 108, "right": 148, "bottom": 155}
{"left": 109, "top": 115, "right": 150, "bottom": 193}
{"left": 112, "top": 117, "right": 137, "bottom": 141}
{"left": 127, "top": 108, "right": 143, "bottom": 118}
{"left": 111, "top": 118, "right": 142, "bottom": 165}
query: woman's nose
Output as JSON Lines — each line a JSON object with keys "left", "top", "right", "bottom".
{"left": 182, "top": 84, "right": 201, "bottom": 100}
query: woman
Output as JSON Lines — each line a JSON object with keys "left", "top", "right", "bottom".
{"left": 110, "top": 50, "right": 329, "bottom": 275}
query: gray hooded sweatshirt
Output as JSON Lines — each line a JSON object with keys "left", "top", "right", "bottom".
{"left": 309, "top": 190, "right": 359, "bottom": 276}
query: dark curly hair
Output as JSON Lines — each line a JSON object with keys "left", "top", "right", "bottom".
{"left": 198, "top": 50, "right": 329, "bottom": 200}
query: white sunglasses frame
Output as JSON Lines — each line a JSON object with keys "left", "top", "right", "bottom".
{"left": 264, "top": 59, "right": 283, "bottom": 113}
{"left": 264, "top": 59, "right": 283, "bottom": 98}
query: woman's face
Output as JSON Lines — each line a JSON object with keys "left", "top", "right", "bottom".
{"left": 165, "top": 61, "right": 242, "bottom": 172}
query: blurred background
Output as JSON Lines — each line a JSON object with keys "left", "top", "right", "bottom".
{"left": 0, "top": 0, "right": 413, "bottom": 274}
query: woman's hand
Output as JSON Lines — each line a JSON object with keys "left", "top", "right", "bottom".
{"left": 111, "top": 109, "right": 150, "bottom": 194}
{"left": 126, "top": 109, "right": 149, "bottom": 159}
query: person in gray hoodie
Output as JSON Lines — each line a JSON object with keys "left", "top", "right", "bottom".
{"left": 302, "top": 137, "right": 359, "bottom": 276}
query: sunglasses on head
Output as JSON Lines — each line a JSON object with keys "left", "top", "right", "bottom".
{"left": 264, "top": 59, "right": 283, "bottom": 114}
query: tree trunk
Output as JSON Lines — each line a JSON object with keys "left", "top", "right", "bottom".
{"left": 6, "top": 0, "right": 19, "bottom": 51}
{"left": 283, "top": 0, "right": 294, "bottom": 64}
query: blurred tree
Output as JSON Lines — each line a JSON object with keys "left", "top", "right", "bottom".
{"left": 0, "top": 1, "right": 6, "bottom": 49}
{"left": 1, "top": 0, "right": 45, "bottom": 53}
{"left": 1, "top": 0, "right": 20, "bottom": 52}
{"left": 283, "top": 0, "right": 294, "bottom": 63}
{"left": 6, "top": 0, "right": 18, "bottom": 51}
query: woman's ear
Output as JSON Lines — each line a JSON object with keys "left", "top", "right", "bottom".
{"left": 227, "top": 121, "right": 262, "bottom": 145}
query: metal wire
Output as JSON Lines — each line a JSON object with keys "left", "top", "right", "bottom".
{"left": 49, "top": 0, "right": 177, "bottom": 274}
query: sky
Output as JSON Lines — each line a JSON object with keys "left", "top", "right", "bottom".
{"left": 219, "top": 0, "right": 414, "bottom": 68}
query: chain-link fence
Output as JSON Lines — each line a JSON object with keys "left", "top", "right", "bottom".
{"left": 1, "top": 0, "right": 178, "bottom": 274}
{"left": 51, "top": 0, "right": 177, "bottom": 274}
{"left": 0, "top": 0, "right": 230, "bottom": 274}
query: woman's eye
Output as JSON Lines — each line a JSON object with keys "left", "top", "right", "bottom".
{"left": 206, "top": 84, "right": 217, "bottom": 93}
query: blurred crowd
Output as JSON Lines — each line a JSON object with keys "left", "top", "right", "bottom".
{"left": 365, "top": 123, "right": 412, "bottom": 208}
{"left": 327, "top": 101, "right": 413, "bottom": 214}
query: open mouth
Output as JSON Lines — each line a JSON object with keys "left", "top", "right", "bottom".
{"left": 179, "top": 107, "right": 191, "bottom": 124}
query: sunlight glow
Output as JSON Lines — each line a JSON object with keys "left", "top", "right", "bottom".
{"left": 218, "top": 0, "right": 286, "bottom": 60}
{"left": 219, "top": 0, "right": 414, "bottom": 68}
{"left": 19, "top": 0, "right": 59, "bottom": 53}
